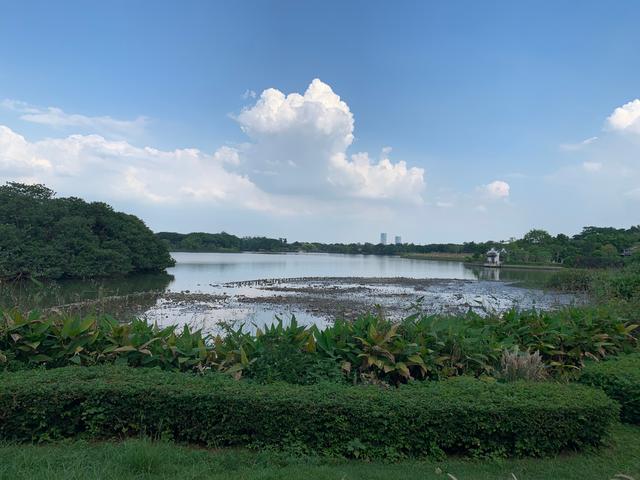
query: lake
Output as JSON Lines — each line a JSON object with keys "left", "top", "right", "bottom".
{"left": 1, "top": 252, "right": 578, "bottom": 332}
{"left": 167, "top": 252, "right": 527, "bottom": 288}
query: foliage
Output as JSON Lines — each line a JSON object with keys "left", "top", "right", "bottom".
{"left": 243, "top": 319, "right": 343, "bottom": 385}
{"left": 0, "top": 182, "right": 174, "bottom": 280}
{"left": 0, "top": 365, "right": 619, "bottom": 458}
{"left": 591, "top": 264, "right": 640, "bottom": 302}
{"left": 1, "top": 306, "right": 637, "bottom": 383}
{"left": 0, "top": 309, "right": 212, "bottom": 372}
{"left": 546, "top": 264, "right": 640, "bottom": 305}
{"left": 503, "top": 226, "right": 640, "bottom": 267}
{"left": 580, "top": 353, "right": 640, "bottom": 424}
{"left": 499, "top": 348, "right": 547, "bottom": 382}
{"left": 545, "top": 269, "right": 595, "bottom": 292}
{"left": 156, "top": 231, "right": 288, "bottom": 253}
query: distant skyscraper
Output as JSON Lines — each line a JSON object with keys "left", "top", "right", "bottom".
{"left": 380, "top": 232, "right": 387, "bottom": 245}
{"left": 395, "top": 236, "right": 402, "bottom": 245}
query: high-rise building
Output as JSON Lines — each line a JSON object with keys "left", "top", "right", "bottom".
{"left": 380, "top": 232, "right": 387, "bottom": 245}
{"left": 395, "top": 236, "right": 402, "bottom": 245}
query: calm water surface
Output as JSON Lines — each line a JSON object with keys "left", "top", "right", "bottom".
{"left": 1, "top": 253, "right": 565, "bottom": 330}
{"left": 1, "top": 252, "right": 557, "bottom": 306}
{"left": 168, "top": 252, "right": 477, "bottom": 291}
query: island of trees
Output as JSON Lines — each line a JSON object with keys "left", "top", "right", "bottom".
{"left": 157, "top": 226, "right": 640, "bottom": 268}
{"left": 0, "top": 183, "right": 174, "bottom": 280}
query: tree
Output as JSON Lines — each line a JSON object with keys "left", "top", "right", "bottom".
{"left": 523, "top": 229, "right": 553, "bottom": 245}
{"left": 0, "top": 183, "right": 175, "bottom": 280}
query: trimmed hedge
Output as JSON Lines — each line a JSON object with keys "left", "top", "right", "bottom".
{"left": 580, "top": 353, "right": 640, "bottom": 424}
{"left": 0, "top": 366, "right": 619, "bottom": 459}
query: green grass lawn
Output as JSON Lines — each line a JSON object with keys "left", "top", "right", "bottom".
{"left": 0, "top": 424, "right": 638, "bottom": 480}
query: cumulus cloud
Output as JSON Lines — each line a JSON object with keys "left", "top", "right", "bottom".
{"left": 212, "top": 145, "right": 241, "bottom": 165}
{"left": 0, "top": 79, "right": 426, "bottom": 216}
{"left": 328, "top": 152, "right": 424, "bottom": 203}
{"left": 0, "top": 126, "right": 52, "bottom": 171}
{"left": 479, "top": 180, "right": 510, "bottom": 199}
{"left": 1, "top": 99, "right": 148, "bottom": 138}
{"left": 0, "top": 124, "right": 280, "bottom": 212}
{"left": 233, "top": 79, "right": 425, "bottom": 202}
{"left": 607, "top": 99, "right": 640, "bottom": 134}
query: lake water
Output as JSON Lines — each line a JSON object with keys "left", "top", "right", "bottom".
{"left": 165, "top": 252, "right": 557, "bottom": 288}
{"left": 172, "top": 252, "right": 479, "bottom": 288}
{"left": 1, "top": 252, "right": 575, "bottom": 331}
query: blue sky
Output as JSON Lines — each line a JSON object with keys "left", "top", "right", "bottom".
{"left": 1, "top": 1, "right": 639, "bottom": 243}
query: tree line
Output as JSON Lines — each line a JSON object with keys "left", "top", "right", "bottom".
{"left": 157, "top": 226, "right": 640, "bottom": 268}
{"left": 2, "top": 181, "right": 638, "bottom": 281}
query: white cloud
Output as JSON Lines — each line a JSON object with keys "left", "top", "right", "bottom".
{"left": 0, "top": 126, "right": 52, "bottom": 171}
{"left": 582, "top": 161, "right": 602, "bottom": 172}
{"left": 0, "top": 124, "right": 281, "bottom": 212}
{"left": 233, "top": 79, "right": 424, "bottom": 202}
{"left": 212, "top": 145, "right": 241, "bottom": 165}
{"left": 1, "top": 99, "right": 148, "bottom": 139}
{"left": 436, "top": 201, "right": 454, "bottom": 208}
{"left": 242, "top": 89, "right": 257, "bottom": 100}
{"left": 560, "top": 136, "right": 598, "bottom": 151}
{"left": 328, "top": 151, "right": 425, "bottom": 203}
{"left": 0, "top": 79, "right": 426, "bottom": 219}
{"left": 607, "top": 99, "right": 640, "bottom": 134}
{"left": 479, "top": 180, "right": 510, "bottom": 199}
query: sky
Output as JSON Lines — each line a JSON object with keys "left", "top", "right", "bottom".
{"left": 0, "top": 0, "right": 639, "bottom": 244}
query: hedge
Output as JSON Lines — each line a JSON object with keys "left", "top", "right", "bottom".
{"left": 0, "top": 366, "right": 619, "bottom": 459}
{"left": 580, "top": 353, "right": 640, "bottom": 424}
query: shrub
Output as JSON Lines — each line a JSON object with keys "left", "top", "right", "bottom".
{"left": 0, "top": 366, "right": 619, "bottom": 459}
{"left": 499, "top": 348, "right": 547, "bottom": 382}
{"left": 545, "top": 269, "right": 594, "bottom": 292}
{"left": 2, "top": 307, "right": 638, "bottom": 384}
{"left": 580, "top": 353, "right": 640, "bottom": 424}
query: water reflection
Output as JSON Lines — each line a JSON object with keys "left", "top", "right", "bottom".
{"left": 469, "top": 265, "right": 554, "bottom": 285}
{"left": 0, "top": 273, "right": 173, "bottom": 313}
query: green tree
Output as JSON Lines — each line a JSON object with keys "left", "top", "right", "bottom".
{"left": 0, "top": 183, "right": 175, "bottom": 280}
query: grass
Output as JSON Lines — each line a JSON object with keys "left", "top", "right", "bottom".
{"left": 402, "top": 252, "right": 472, "bottom": 262}
{"left": 0, "top": 424, "right": 638, "bottom": 480}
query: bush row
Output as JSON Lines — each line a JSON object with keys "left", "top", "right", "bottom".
{"left": 580, "top": 353, "right": 640, "bottom": 424}
{"left": 2, "top": 306, "right": 638, "bottom": 384}
{"left": 0, "top": 366, "right": 619, "bottom": 459}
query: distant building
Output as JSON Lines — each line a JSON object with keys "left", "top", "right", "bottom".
{"left": 484, "top": 247, "right": 507, "bottom": 267}
{"left": 395, "top": 236, "right": 402, "bottom": 245}
{"left": 380, "top": 233, "right": 387, "bottom": 245}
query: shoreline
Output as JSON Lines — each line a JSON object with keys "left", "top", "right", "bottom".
{"left": 169, "top": 251, "right": 567, "bottom": 271}
{"left": 463, "top": 262, "right": 564, "bottom": 271}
